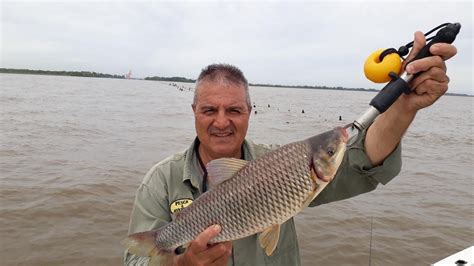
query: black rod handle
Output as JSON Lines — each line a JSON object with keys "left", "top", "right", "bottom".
{"left": 369, "top": 73, "right": 410, "bottom": 113}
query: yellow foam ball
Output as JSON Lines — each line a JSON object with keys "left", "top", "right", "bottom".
{"left": 364, "top": 48, "right": 402, "bottom": 83}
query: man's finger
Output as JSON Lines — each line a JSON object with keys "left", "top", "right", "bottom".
{"left": 191, "top": 225, "right": 222, "bottom": 252}
{"left": 413, "top": 79, "right": 448, "bottom": 98}
{"left": 409, "top": 67, "right": 448, "bottom": 89}
{"left": 202, "top": 242, "right": 232, "bottom": 264}
{"left": 209, "top": 242, "right": 233, "bottom": 266}
{"left": 406, "top": 56, "right": 446, "bottom": 75}
{"left": 404, "top": 31, "right": 426, "bottom": 64}
{"left": 430, "top": 43, "right": 458, "bottom": 60}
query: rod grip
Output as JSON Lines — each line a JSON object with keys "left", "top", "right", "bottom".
{"left": 369, "top": 73, "right": 410, "bottom": 113}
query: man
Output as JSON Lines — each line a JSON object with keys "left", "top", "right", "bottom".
{"left": 125, "top": 32, "right": 457, "bottom": 265}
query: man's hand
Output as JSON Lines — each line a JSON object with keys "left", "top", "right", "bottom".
{"left": 399, "top": 31, "right": 458, "bottom": 112}
{"left": 365, "top": 31, "right": 457, "bottom": 166}
{"left": 174, "top": 225, "right": 232, "bottom": 266}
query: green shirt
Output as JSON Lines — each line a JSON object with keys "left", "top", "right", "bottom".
{"left": 124, "top": 130, "right": 401, "bottom": 265}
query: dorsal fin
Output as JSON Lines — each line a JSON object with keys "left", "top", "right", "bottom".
{"left": 207, "top": 158, "right": 248, "bottom": 189}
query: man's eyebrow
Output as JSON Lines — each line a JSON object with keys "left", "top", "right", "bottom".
{"left": 197, "top": 103, "right": 248, "bottom": 111}
{"left": 227, "top": 106, "right": 245, "bottom": 110}
{"left": 197, "top": 104, "right": 214, "bottom": 108}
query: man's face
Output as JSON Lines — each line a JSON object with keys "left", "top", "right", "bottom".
{"left": 193, "top": 80, "right": 251, "bottom": 160}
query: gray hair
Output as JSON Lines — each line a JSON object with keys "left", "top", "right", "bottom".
{"left": 193, "top": 63, "right": 251, "bottom": 110}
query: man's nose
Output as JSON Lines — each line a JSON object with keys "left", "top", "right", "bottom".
{"left": 213, "top": 110, "right": 230, "bottom": 129}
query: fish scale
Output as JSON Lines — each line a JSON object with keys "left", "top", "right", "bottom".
{"left": 123, "top": 127, "right": 347, "bottom": 261}
{"left": 155, "top": 141, "right": 315, "bottom": 251}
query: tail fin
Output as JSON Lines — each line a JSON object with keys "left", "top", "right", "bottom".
{"left": 122, "top": 230, "right": 173, "bottom": 266}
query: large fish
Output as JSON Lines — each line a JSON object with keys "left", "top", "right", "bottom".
{"left": 123, "top": 127, "right": 348, "bottom": 264}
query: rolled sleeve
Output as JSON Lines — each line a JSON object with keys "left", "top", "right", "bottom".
{"left": 346, "top": 127, "right": 402, "bottom": 185}
{"left": 310, "top": 128, "right": 402, "bottom": 207}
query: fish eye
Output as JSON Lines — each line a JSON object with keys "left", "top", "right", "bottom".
{"left": 327, "top": 147, "right": 335, "bottom": 156}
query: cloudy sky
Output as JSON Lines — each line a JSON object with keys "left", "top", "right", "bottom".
{"left": 1, "top": 1, "right": 472, "bottom": 94}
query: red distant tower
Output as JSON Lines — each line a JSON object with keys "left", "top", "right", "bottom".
{"left": 125, "top": 70, "right": 132, "bottom": 79}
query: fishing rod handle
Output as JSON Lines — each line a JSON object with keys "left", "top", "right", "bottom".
{"left": 354, "top": 72, "right": 410, "bottom": 130}
{"left": 368, "top": 72, "right": 410, "bottom": 114}
{"left": 406, "top": 23, "right": 461, "bottom": 65}
{"left": 353, "top": 23, "right": 461, "bottom": 130}
{"left": 370, "top": 23, "right": 461, "bottom": 114}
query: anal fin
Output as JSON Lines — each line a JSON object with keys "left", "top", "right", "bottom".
{"left": 258, "top": 224, "right": 281, "bottom": 256}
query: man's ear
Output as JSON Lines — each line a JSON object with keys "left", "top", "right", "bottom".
{"left": 191, "top": 104, "right": 196, "bottom": 113}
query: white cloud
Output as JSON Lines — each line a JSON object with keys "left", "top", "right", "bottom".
{"left": 1, "top": 1, "right": 472, "bottom": 94}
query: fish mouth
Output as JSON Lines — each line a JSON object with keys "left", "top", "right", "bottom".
{"left": 313, "top": 165, "right": 331, "bottom": 182}
{"left": 339, "top": 126, "right": 349, "bottom": 143}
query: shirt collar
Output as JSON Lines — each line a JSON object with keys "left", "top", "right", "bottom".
{"left": 182, "top": 137, "right": 257, "bottom": 191}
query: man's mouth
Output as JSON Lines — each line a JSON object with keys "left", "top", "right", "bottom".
{"left": 211, "top": 132, "right": 233, "bottom": 137}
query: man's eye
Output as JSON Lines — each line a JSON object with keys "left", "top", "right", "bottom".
{"left": 230, "top": 109, "right": 241, "bottom": 114}
{"left": 203, "top": 109, "right": 215, "bottom": 114}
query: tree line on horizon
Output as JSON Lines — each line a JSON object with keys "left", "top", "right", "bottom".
{"left": 1, "top": 68, "right": 470, "bottom": 96}
{"left": 145, "top": 76, "right": 195, "bottom": 83}
{"left": 0, "top": 68, "right": 370, "bottom": 90}
{"left": 143, "top": 75, "right": 376, "bottom": 92}
{"left": 0, "top": 68, "right": 125, "bottom": 79}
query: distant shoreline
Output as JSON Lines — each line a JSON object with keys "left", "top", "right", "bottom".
{"left": 1, "top": 68, "right": 471, "bottom": 97}
{"left": 0, "top": 68, "right": 127, "bottom": 79}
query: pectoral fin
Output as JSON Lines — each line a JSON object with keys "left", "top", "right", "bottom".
{"left": 299, "top": 169, "right": 330, "bottom": 211}
{"left": 258, "top": 224, "right": 281, "bottom": 256}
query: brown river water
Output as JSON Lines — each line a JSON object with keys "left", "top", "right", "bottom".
{"left": 0, "top": 74, "right": 472, "bottom": 265}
